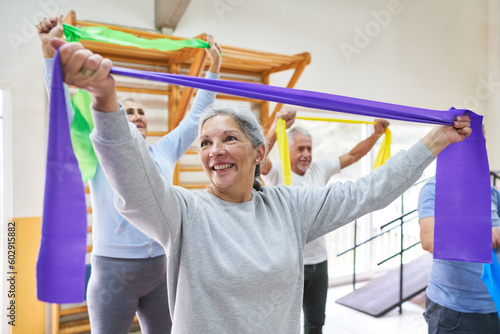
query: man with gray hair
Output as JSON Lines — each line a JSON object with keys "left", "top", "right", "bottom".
{"left": 261, "top": 109, "right": 389, "bottom": 334}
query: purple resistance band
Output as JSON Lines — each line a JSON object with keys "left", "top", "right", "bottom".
{"left": 435, "top": 113, "right": 492, "bottom": 263}
{"left": 37, "top": 50, "right": 88, "bottom": 303}
{"left": 110, "top": 66, "right": 492, "bottom": 263}
{"left": 38, "top": 56, "right": 491, "bottom": 304}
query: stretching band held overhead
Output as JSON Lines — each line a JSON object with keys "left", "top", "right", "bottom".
{"left": 109, "top": 67, "right": 490, "bottom": 264}
{"left": 37, "top": 51, "right": 491, "bottom": 305}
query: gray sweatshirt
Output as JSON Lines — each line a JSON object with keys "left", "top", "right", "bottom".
{"left": 90, "top": 107, "right": 435, "bottom": 333}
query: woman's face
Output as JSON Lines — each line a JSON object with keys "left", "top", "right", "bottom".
{"left": 124, "top": 100, "right": 148, "bottom": 139}
{"left": 199, "top": 114, "right": 263, "bottom": 201}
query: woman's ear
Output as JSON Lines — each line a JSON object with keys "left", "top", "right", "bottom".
{"left": 256, "top": 144, "right": 265, "bottom": 164}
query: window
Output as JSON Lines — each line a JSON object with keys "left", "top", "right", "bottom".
{"left": 291, "top": 115, "right": 434, "bottom": 280}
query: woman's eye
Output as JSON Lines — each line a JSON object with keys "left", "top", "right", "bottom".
{"left": 226, "top": 136, "right": 237, "bottom": 142}
{"left": 200, "top": 140, "right": 211, "bottom": 147}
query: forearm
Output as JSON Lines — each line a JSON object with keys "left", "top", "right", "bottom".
{"left": 208, "top": 61, "right": 221, "bottom": 74}
{"left": 165, "top": 71, "right": 220, "bottom": 159}
{"left": 419, "top": 217, "right": 435, "bottom": 253}
{"left": 42, "top": 43, "right": 56, "bottom": 58}
{"left": 352, "top": 132, "right": 383, "bottom": 157}
{"left": 91, "top": 93, "right": 120, "bottom": 113}
{"left": 261, "top": 124, "right": 278, "bottom": 175}
{"left": 305, "top": 140, "right": 436, "bottom": 241}
{"left": 265, "top": 123, "right": 278, "bottom": 153}
{"left": 340, "top": 131, "right": 383, "bottom": 169}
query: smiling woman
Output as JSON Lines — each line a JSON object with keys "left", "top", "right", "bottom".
{"left": 198, "top": 105, "right": 267, "bottom": 202}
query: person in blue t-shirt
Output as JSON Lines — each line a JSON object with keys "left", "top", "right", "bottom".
{"left": 418, "top": 176, "right": 500, "bottom": 333}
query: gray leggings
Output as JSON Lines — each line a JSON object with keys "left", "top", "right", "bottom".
{"left": 87, "top": 255, "right": 171, "bottom": 334}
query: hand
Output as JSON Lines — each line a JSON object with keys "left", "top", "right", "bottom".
{"left": 422, "top": 115, "right": 472, "bottom": 156}
{"left": 373, "top": 118, "right": 390, "bottom": 136}
{"left": 50, "top": 39, "right": 119, "bottom": 112}
{"left": 206, "top": 36, "right": 222, "bottom": 74}
{"left": 493, "top": 227, "right": 500, "bottom": 252}
{"left": 275, "top": 108, "right": 297, "bottom": 129}
{"left": 37, "top": 15, "right": 64, "bottom": 58}
{"left": 436, "top": 115, "right": 472, "bottom": 145}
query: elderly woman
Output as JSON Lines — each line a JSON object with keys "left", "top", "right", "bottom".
{"left": 52, "top": 39, "right": 471, "bottom": 333}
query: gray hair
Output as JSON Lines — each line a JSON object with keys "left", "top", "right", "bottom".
{"left": 287, "top": 127, "right": 312, "bottom": 147}
{"left": 120, "top": 97, "right": 144, "bottom": 109}
{"left": 198, "top": 104, "right": 267, "bottom": 191}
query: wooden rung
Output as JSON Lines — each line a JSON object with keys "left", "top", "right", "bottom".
{"left": 185, "top": 149, "right": 198, "bottom": 155}
{"left": 147, "top": 131, "right": 169, "bottom": 137}
{"left": 87, "top": 207, "right": 92, "bottom": 214}
{"left": 216, "top": 95, "right": 262, "bottom": 103}
{"left": 87, "top": 245, "right": 93, "bottom": 253}
{"left": 180, "top": 183, "right": 209, "bottom": 189}
{"left": 59, "top": 318, "right": 91, "bottom": 334}
{"left": 58, "top": 314, "right": 138, "bottom": 334}
{"left": 180, "top": 166, "right": 203, "bottom": 172}
{"left": 224, "top": 45, "right": 308, "bottom": 61}
{"left": 218, "top": 76, "right": 261, "bottom": 84}
{"left": 116, "top": 85, "right": 170, "bottom": 96}
{"left": 59, "top": 306, "right": 88, "bottom": 317}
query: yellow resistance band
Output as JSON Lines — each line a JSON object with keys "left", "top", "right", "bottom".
{"left": 277, "top": 117, "right": 391, "bottom": 185}
{"left": 277, "top": 119, "right": 292, "bottom": 186}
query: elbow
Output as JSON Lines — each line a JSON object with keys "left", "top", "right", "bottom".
{"left": 420, "top": 241, "right": 433, "bottom": 253}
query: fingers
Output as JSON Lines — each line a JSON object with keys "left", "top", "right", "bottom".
{"left": 453, "top": 115, "right": 471, "bottom": 130}
{"left": 57, "top": 42, "right": 86, "bottom": 70}
{"left": 456, "top": 127, "right": 472, "bottom": 138}
{"left": 374, "top": 118, "right": 389, "bottom": 127}
{"left": 207, "top": 36, "right": 221, "bottom": 52}
{"left": 52, "top": 42, "right": 110, "bottom": 88}
{"left": 276, "top": 108, "right": 296, "bottom": 120}
{"left": 37, "top": 17, "right": 52, "bottom": 33}
{"left": 206, "top": 36, "right": 222, "bottom": 73}
{"left": 92, "top": 58, "right": 113, "bottom": 83}
{"left": 37, "top": 15, "right": 59, "bottom": 33}
{"left": 50, "top": 38, "right": 66, "bottom": 50}
{"left": 83, "top": 53, "right": 104, "bottom": 73}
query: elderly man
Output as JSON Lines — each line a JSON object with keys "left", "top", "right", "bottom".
{"left": 261, "top": 109, "right": 389, "bottom": 334}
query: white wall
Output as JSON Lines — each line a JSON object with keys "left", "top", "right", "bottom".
{"left": 0, "top": 0, "right": 492, "bottom": 218}
{"left": 177, "top": 0, "right": 487, "bottom": 108}
{"left": 486, "top": 0, "right": 500, "bottom": 169}
{"left": 0, "top": 0, "right": 155, "bottom": 218}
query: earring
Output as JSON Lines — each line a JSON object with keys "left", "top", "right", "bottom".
{"left": 256, "top": 159, "right": 259, "bottom": 163}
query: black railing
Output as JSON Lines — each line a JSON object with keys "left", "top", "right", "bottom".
{"left": 337, "top": 177, "right": 430, "bottom": 314}
{"left": 491, "top": 171, "right": 500, "bottom": 187}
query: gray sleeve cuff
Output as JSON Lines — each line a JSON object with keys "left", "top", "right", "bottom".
{"left": 411, "top": 140, "right": 436, "bottom": 170}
